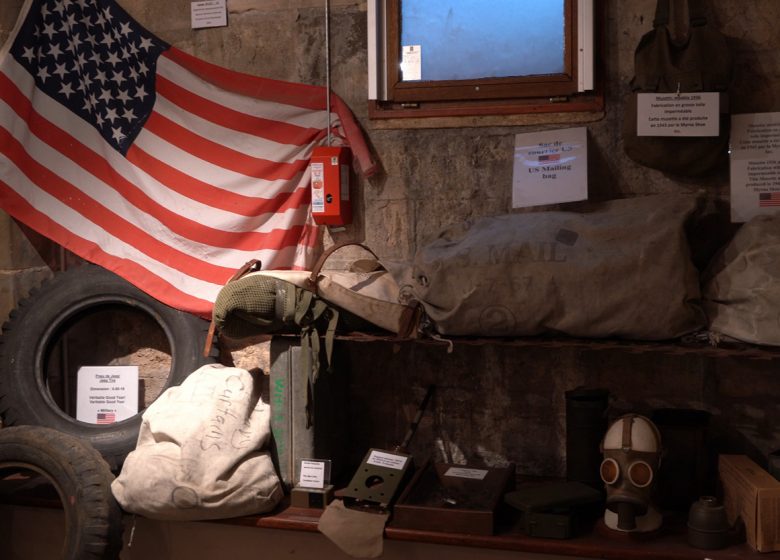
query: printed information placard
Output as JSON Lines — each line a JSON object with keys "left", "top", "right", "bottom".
{"left": 366, "top": 450, "right": 408, "bottom": 470}
{"left": 444, "top": 467, "right": 489, "bottom": 480}
{"left": 76, "top": 366, "right": 138, "bottom": 425}
{"left": 512, "top": 126, "right": 588, "bottom": 208}
{"left": 298, "top": 459, "right": 331, "bottom": 489}
{"left": 311, "top": 162, "right": 325, "bottom": 213}
{"left": 191, "top": 0, "right": 227, "bottom": 30}
{"left": 636, "top": 92, "right": 720, "bottom": 137}
{"left": 730, "top": 112, "right": 780, "bottom": 222}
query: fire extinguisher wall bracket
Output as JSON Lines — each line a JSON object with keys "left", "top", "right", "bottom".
{"left": 310, "top": 145, "right": 352, "bottom": 226}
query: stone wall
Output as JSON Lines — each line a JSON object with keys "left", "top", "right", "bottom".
{"left": 1, "top": 0, "right": 779, "bottom": 480}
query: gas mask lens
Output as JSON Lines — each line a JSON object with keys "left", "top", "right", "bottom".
{"left": 600, "top": 458, "right": 620, "bottom": 485}
{"left": 627, "top": 460, "right": 653, "bottom": 487}
{"left": 600, "top": 458, "right": 654, "bottom": 487}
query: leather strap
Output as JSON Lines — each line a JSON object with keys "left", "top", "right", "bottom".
{"left": 398, "top": 303, "right": 422, "bottom": 339}
{"left": 621, "top": 415, "right": 635, "bottom": 448}
{"left": 308, "top": 242, "right": 378, "bottom": 294}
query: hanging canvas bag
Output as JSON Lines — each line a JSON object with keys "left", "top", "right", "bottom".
{"left": 623, "top": 0, "right": 733, "bottom": 175}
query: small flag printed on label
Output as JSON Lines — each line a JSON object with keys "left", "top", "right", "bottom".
{"left": 759, "top": 192, "right": 780, "bottom": 207}
{"left": 96, "top": 412, "right": 116, "bottom": 424}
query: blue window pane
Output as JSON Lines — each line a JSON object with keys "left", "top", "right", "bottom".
{"left": 400, "top": 0, "right": 565, "bottom": 82}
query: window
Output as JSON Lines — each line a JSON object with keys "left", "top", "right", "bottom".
{"left": 368, "top": 0, "right": 601, "bottom": 119}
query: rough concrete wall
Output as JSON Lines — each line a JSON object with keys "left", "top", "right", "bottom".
{"left": 339, "top": 340, "right": 780, "bottom": 483}
{"left": 1, "top": 0, "right": 780, "bottom": 481}
{"left": 0, "top": 0, "right": 52, "bottom": 325}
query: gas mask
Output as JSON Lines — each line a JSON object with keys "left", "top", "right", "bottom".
{"left": 600, "top": 414, "right": 663, "bottom": 532}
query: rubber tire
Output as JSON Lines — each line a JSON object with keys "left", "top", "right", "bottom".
{"left": 0, "top": 425, "right": 123, "bottom": 559}
{"left": 0, "top": 264, "right": 217, "bottom": 469}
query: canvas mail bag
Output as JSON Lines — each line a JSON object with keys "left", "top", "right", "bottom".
{"left": 111, "top": 364, "right": 283, "bottom": 521}
{"left": 396, "top": 195, "right": 705, "bottom": 340}
{"left": 623, "top": 0, "right": 733, "bottom": 175}
{"left": 703, "top": 214, "right": 780, "bottom": 346}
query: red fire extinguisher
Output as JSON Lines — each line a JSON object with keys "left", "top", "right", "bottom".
{"left": 310, "top": 145, "right": 352, "bottom": 226}
{"left": 310, "top": 0, "right": 352, "bottom": 227}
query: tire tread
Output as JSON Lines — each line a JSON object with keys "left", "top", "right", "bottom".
{"left": 0, "top": 425, "right": 123, "bottom": 559}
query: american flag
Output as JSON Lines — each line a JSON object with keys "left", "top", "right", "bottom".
{"left": 759, "top": 192, "right": 780, "bottom": 207}
{"left": 96, "top": 411, "right": 116, "bottom": 424}
{"left": 0, "top": 0, "right": 374, "bottom": 317}
{"left": 538, "top": 154, "right": 560, "bottom": 162}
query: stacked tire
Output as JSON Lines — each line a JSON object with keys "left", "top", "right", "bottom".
{"left": 0, "top": 425, "right": 124, "bottom": 559}
{"left": 0, "top": 264, "right": 217, "bottom": 468}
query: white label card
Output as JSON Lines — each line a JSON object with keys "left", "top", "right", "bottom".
{"left": 298, "top": 460, "right": 326, "bottom": 489}
{"left": 401, "top": 45, "right": 422, "bottom": 81}
{"left": 444, "top": 467, "right": 489, "bottom": 480}
{"left": 729, "top": 112, "right": 780, "bottom": 222}
{"left": 512, "top": 126, "right": 588, "bottom": 208}
{"left": 366, "top": 450, "right": 408, "bottom": 470}
{"left": 311, "top": 162, "right": 325, "bottom": 212}
{"left": 76, "top": 366, "right": 139, "bottom": 425}
{"left": 636, "top": 92, "right": 720, "bottom": 137}
{"left": 191, "top": 0, "right": 227, "bottom": 30}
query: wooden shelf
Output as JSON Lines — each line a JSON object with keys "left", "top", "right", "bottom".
{"left": 3, "top": 475, "right": 777, "bottom": 559}
{"left": 228, "top": 499, "right": 776, "bottom": 560}
{"left": 328, "top": 331, "right": 780, "bottom": 361}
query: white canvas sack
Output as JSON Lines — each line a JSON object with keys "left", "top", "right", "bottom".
{"left": 703, "top": 214, "right": 780, "bottom": 345}
{"left": 111, "top": 364, "right": 283, "bottom": 520}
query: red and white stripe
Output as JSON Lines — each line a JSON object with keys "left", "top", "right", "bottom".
{"left": 0, "top": 35, "right": 373, "bottom": 317}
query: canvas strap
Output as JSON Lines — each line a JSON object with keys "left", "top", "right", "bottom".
{"left": 654, "top": 0, "right": 708, "bottom": 28}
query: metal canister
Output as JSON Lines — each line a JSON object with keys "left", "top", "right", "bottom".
{"left": 565, "top": 387, "right": 609, "bottom": 490}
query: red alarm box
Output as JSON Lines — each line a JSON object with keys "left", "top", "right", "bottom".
{"left": 310, "top": 146, "right": 352, "bottom": 226}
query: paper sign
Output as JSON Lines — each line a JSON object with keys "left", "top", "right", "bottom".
{"left": 191, "top": 0, "right": 227, "bottom": 30}
{"left": 636, "top": 92, "right": 720, "bottom": 137}
{"left": 401, "top": 45, "right": 422, "bottom": 81}
{"left": 76, "top": 366, "right": 138, "bottom": 425}
{"left": 298, "top": 460, "right": 327, "bottom": 489}
{"left": 512, "top": 126, "right": 588, "bottom": 208}
{"left": 311, "top": 162, "right": 325, "bottom": 213}
{"left": 729, "top": 112, "right": 780, "bottom": 222}
{"left": 366, "top": 450, "right": 408, "bottom": 470}
{"left": 444, "top": 467, "right": 489, "bottom": 480}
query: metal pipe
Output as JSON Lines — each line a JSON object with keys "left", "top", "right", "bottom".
{"left": 59, "top": 243, "right": 70, "bottom": 415}
{"left": 325, "top": 0, "right": 331, "bottom": 146}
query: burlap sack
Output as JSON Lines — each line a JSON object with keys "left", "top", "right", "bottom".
{"left": 111, "top": 364, "right": 283, "bottom": 520}
{"left": 394, "top": 195, "right": 705, "bottom": 340}
{"left": 703, "top": 214, "right": 780, "bottom": 345}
